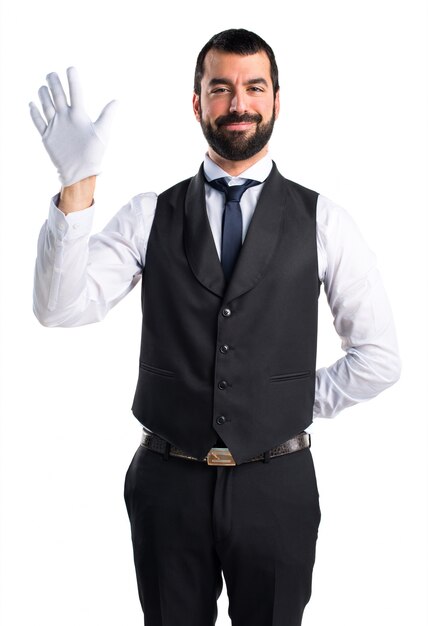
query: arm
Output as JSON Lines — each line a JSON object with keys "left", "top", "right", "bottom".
{"left": 33, "top": 191, "right": 156, "bottom": 327}
{"left": 30, "top": 67, "right": 144, "bottom": 326}
{"left": 314, "top": 194, "right": 401, "bottom": 418}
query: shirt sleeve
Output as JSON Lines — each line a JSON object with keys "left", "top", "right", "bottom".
{"left": 33, "top": 192, "right": 157, "bottom": 327}
{"left": 313, "top": 194, "right": 401, "bottom": 418}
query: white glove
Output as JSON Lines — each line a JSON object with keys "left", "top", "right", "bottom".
{"left": 29, "top": 67, "right": 118, "bottom": 187}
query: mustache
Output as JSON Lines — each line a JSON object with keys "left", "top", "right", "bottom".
{"left": 216, "top": 112, "right": 263, "bottom": 126}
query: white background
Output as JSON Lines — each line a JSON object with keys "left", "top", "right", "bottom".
{"left": 0, "top": 0, "right": 427, "bottom": 624}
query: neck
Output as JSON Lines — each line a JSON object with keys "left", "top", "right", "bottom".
{"left": 207, "top": 145, "right": 269, "bottom": 177}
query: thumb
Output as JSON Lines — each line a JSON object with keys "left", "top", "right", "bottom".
{"left": 94, "top": 99, "right": 119, "bottom": 142}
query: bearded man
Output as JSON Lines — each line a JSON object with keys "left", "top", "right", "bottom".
{"left": 30, "top": 28, "right": 400, "bottom": 626}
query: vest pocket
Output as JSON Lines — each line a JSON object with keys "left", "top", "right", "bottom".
{"left": 139, "top": 361, "right": 176, "bottom": 378}
{"left": 269, "top": 370, "right": 311, "bottom": 383}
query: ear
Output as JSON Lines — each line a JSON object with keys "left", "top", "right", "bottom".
{"left": 274, "top": 88, "right": 280, "bottom": 120}
{"left": 193, "top": 92, "right": 201, "bottom": 122}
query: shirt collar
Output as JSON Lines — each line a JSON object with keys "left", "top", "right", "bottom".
{"left": 203, "top": 152, "right": 273, "bottom": 184}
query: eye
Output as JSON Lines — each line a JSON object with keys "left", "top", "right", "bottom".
{"left": 211, "top": 87, "right": 230, "bottom": 94}
{"left": 248, "top": 86, "right": 264, "bottom": 92}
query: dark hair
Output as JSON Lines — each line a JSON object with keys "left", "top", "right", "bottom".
{"left": 194, "top": 28, "right": 279, "bottom": 96}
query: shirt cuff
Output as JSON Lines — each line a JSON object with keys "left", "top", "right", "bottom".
{"left": 47, "top": 192, "right": 95, "bottom": 241}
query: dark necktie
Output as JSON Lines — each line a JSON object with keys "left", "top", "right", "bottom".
{"left": 206, "top": 177, "right": 261, "bottom": 282}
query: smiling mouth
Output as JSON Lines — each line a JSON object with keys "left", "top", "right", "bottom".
{"left": 220, "top": 122, "right": 256, "bottom": 131}
{"left": 216, "top": 113, "right": 262, "bottom": 130}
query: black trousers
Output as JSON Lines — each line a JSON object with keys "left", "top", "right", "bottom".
{"left": 124, "top": 441, "right": 321, "bottom": 626}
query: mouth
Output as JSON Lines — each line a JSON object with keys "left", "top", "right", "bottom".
{"left": 215, "top": 113, "right": 262, "bottom": 132}
{"left": 220, "top": 121, "right": 256, "bottom": 131}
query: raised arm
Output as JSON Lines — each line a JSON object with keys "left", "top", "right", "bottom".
{"left": 30, "top": 68, "right": 150, "bottom": 327}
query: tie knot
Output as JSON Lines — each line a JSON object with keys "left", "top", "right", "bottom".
{"left": 206, "top": 177, "right": 261, "bottom": 203}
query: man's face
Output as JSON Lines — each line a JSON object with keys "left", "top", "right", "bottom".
{"left": 193, "top": 50, "right": 280, "bottom": 163}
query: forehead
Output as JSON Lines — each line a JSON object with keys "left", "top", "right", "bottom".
{"left": 202, "top": 50, "right": 272, "bottom": 85}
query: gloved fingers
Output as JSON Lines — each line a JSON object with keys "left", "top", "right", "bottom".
{"left": 94, "top": 99, "right": 119, "bottom": 142}
{"left": 28, "top": 101, "right": 47, "bottom": 136}
{"left": 38, "top": 85, "right": 56, "bottom": 123}
{"left": 46, "top": 71, "right": 69, "bottom": 111}
{"left": 66, "top": 66, "right": 84, "bottom": 109}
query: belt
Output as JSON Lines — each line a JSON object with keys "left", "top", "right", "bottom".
{"left": 140, "top": 429, "right": 311, "bottom": 466}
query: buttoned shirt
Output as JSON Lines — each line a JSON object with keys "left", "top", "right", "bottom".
{"left": 33, "top": 153, "right": 401, "bottom": 424}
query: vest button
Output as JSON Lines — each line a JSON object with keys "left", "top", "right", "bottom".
{"left": 218, "top": 380, "right": 228, "bottom": 390}
{"left": 222, "top": 307, "right": 232, "bottom": 317}
{"left": 216, "top": 415, "right": 226, "bottom": 425}
{"left": 219, "top": 344, "right": 229, "bottom": 354}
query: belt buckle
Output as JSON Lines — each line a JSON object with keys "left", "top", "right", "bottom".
{"left": 206, "top": 447, "right": 236, "bottom": 466}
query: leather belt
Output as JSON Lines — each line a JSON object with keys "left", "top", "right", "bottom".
{"left": 140, "top": 428, "right": 311, "bottom": 466}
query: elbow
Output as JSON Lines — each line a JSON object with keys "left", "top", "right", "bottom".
{"left": 388, "top": 354, "right": 402, "bottom": 387}
{"left": 36, "top": 318, "right": 58, "bottom": 329}
{"left": 378, "top": 350, "right": 402, "bottom": 390}
{"left": 349, "top": 344, "right": 402, "bottom": 395}
{"left": 32, "top": 300, "right": 103, "bottom": 328}
{"left": 33, "top": 305, "right": 59, "bottom": 328}
{"left": 33, "top": 289, "right": 60, "bottom": 328}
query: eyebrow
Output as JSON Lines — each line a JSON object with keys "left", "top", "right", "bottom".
{"left": 208, "top": 77, "right": 269, "bottom": 87}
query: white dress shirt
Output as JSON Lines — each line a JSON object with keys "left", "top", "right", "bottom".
{"left": 33, "top": 153, "right": 401, "bottom": 422}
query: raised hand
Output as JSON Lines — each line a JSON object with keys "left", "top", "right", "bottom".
{"left": 29, "top": 67, "right": 118, "bottom": 187}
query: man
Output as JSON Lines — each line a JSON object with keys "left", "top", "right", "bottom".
{"left": 30, "top": 28, "right": 400, "bottom": 626}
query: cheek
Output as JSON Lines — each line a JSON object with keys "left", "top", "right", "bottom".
{"left": 202, "top": 99, "right": 229, "bottom": 122}
{"left": 260, "top": 101, "right": 275, "bottom": 118}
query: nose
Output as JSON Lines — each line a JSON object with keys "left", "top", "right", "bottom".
{"left": 229, "top": 89, "right": 248, "bottom": 114}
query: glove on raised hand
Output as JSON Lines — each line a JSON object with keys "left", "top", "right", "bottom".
{"left": 29, "top": 67, "right": 118, "bottom": 187}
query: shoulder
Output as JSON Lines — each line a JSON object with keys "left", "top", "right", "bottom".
{"left": 128, "top": 191, "right": 158, "bottom": 216}
{"left": 101, "top": 192, "right": 158, "bottom": 245}
{"left": 273, "top": 168, "right": 319, "bottom": 220}
{"left": 118, "top": 173, "right": 196, "bottom": 227}
{"left": 274, "top": 166, "right": 319, "bottom": 207}
{"left": 283, "top": 176, "right": 319, "bottom": 200}
{"left": 157, "top": 176, "right": 194, "bottom": 204}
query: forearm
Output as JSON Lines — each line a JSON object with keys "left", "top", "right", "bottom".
{"left": 314, "top": 319, "right": 401, "bottom": 418}
{"left": 33, "top": 193, "right": 148, "bottom": 327}
{"left": 33, "top": 196, "right": 97, "bottom": 326}
{"left": 33, "top": 177, "right": 97, "bottom": 324}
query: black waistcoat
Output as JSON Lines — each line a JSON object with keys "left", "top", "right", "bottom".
{"left": 131, "top": 162, "right": 320, "bottom": 465}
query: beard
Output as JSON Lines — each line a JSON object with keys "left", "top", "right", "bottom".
{"left": 199, "top": 107, "right": 276, "bottom": 161}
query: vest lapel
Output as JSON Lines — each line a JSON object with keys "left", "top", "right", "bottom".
{"left": 184, "top": 161, "right": 287, "bottom": 302}
{"left": 223, "top": 162, "right": 286, "bottom": 303}
{"left": 184, "top": 164, "right": 226, "bottom": 297}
